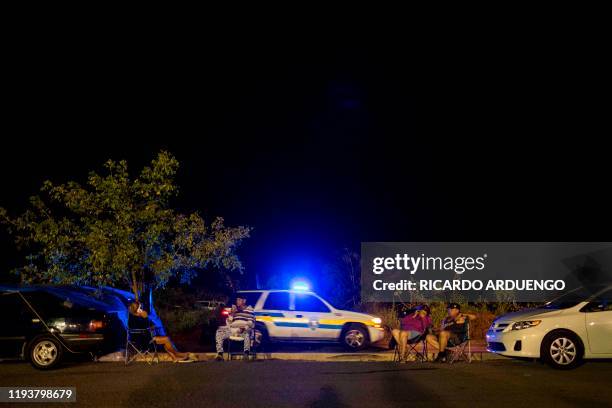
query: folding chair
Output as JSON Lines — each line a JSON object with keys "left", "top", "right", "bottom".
{"left": 225, "top": 328, "right": 257, "bottom": 361}
{"left": 392, "top": 332, "right": 428, "bottom": 362}
{"left": 125, "top": 327, "right": 159, "bottom": 365}
{"left": 406, "top": 333, "right": 428, "bottom": 362}
{"left": 447, "top": 321, "right": 471, "bottom": 364}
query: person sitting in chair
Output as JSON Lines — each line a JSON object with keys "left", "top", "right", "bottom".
{"left": 128, "top": 301, "right": 196, "bottom": 363}
{"left": 214, "top": 295, "right": 255, "bottom": 361}
{"left": 392, "top": 305, "right": 431, "bottom": 362}
{"left": 426, "top": 303, "right": 475, "bottom": 362}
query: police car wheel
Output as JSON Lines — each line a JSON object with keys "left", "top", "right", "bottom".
{"left": 253, "top": 324, "right": 268, "bottom": 349}
{"left": 342, "top": 325, "right": 368, "bottom": 351}
{"left": 253, "top": 329, "right": 262, "bottom": 348}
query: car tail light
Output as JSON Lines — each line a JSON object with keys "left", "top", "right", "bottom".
{"left": 88, "top": 320, "right": 105, "bottom": 331}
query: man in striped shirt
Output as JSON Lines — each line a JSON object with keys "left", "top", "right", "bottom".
{"left": 214, "top": 295, "right": 256, "bottom": 361}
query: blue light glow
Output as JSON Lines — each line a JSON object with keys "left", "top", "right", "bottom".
{"left": 291, "top": 279, "right": 310, "bottom": 291}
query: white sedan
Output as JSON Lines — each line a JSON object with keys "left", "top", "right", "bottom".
{"left": 486, "top": 284, "right": 612, "bottom": 369}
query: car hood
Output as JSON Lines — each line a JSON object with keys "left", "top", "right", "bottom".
{"left": 334, "top": 309, "right": 377, "bottom": 322}
{"left": 494, "top": 308, "right": 564, "bottom": 322}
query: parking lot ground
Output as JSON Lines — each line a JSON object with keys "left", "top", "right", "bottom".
{"left": 98, "top": 340, "right": 500, "bottom": 363}
{"left": 1, "top": 359, "right": 612, "bottom": 407}
{"left": 99, "top": 340, "right": 498, "bottom": 363}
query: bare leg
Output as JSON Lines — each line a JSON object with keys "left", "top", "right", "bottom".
{"left": 391, "top": 329, "right": 401, "bottom": 344}
{"left": 392, "top": 329, "right": 409, "bottom": 360}
{"left": 154, "top": 336, "right": 188, "bottom": 360}
{"left": 399, "top": 331, "right": 409, "bottom": 359}
{"left": 438, "top": 331, "right": 450, "bottom": 352}
{"left": 426, "top": 334, "right": 440, "bottom": 351}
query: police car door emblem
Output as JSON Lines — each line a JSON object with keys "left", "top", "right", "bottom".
{"left": 309, "top": 320, "right": 319, "bottom": 330}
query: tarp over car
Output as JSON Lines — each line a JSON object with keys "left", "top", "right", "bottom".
{"left": 0, "top": 285, "right": 166, "bottom": 336}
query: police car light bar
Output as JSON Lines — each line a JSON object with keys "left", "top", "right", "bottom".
{"left": 292, "top": 282, "right": 310, "bottom": 291}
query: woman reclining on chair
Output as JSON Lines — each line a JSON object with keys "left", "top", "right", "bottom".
{"left": 392, "top": 305, "right": 431, "bottom": 362}
{"left": 128, "top": 301, "right": 196, "bottom": 363}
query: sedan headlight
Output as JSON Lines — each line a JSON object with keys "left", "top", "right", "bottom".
{"left": 371, "top": 317, "right": 382, "bottom": 325}
{"left": 511, "top": 320, "right": 541, "bottom": 331}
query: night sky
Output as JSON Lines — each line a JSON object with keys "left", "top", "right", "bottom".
{"left": 1, "top": 37, "right": 609, "bottom": 290}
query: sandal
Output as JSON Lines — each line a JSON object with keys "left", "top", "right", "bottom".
{"left": 176, "top": 357, "right": 195, "bottom": 363}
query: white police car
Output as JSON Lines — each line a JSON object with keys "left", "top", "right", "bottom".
{"left": 235, "top": 289, "right": 385, "bottom": 351}
{"left": 486, "top": 284, "right": 612, "bottom": 369}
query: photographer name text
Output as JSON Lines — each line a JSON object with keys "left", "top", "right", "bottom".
{"left": 372, "top": 279, "right": 566, "bottom": 291}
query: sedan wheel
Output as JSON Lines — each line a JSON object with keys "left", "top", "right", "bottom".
{"left": 542, "top": 331, "right": 583, "bottom": 370}
{"left": 550, "top": 337, "right": 577, "bottom": 366}
{"left": 29, "top": 337, "right": 63, "bottom": 370}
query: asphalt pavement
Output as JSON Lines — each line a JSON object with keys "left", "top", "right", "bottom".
{"left": 1, "top": 359, "right": 611, "bottom": 408}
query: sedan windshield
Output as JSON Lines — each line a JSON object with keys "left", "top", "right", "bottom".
{"left": 542, "top": 286, "right": 606, "bottom": 309}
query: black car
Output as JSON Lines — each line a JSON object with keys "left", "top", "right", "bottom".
{"left": 0, "top": 287, "right": 111, "bottom": 369}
